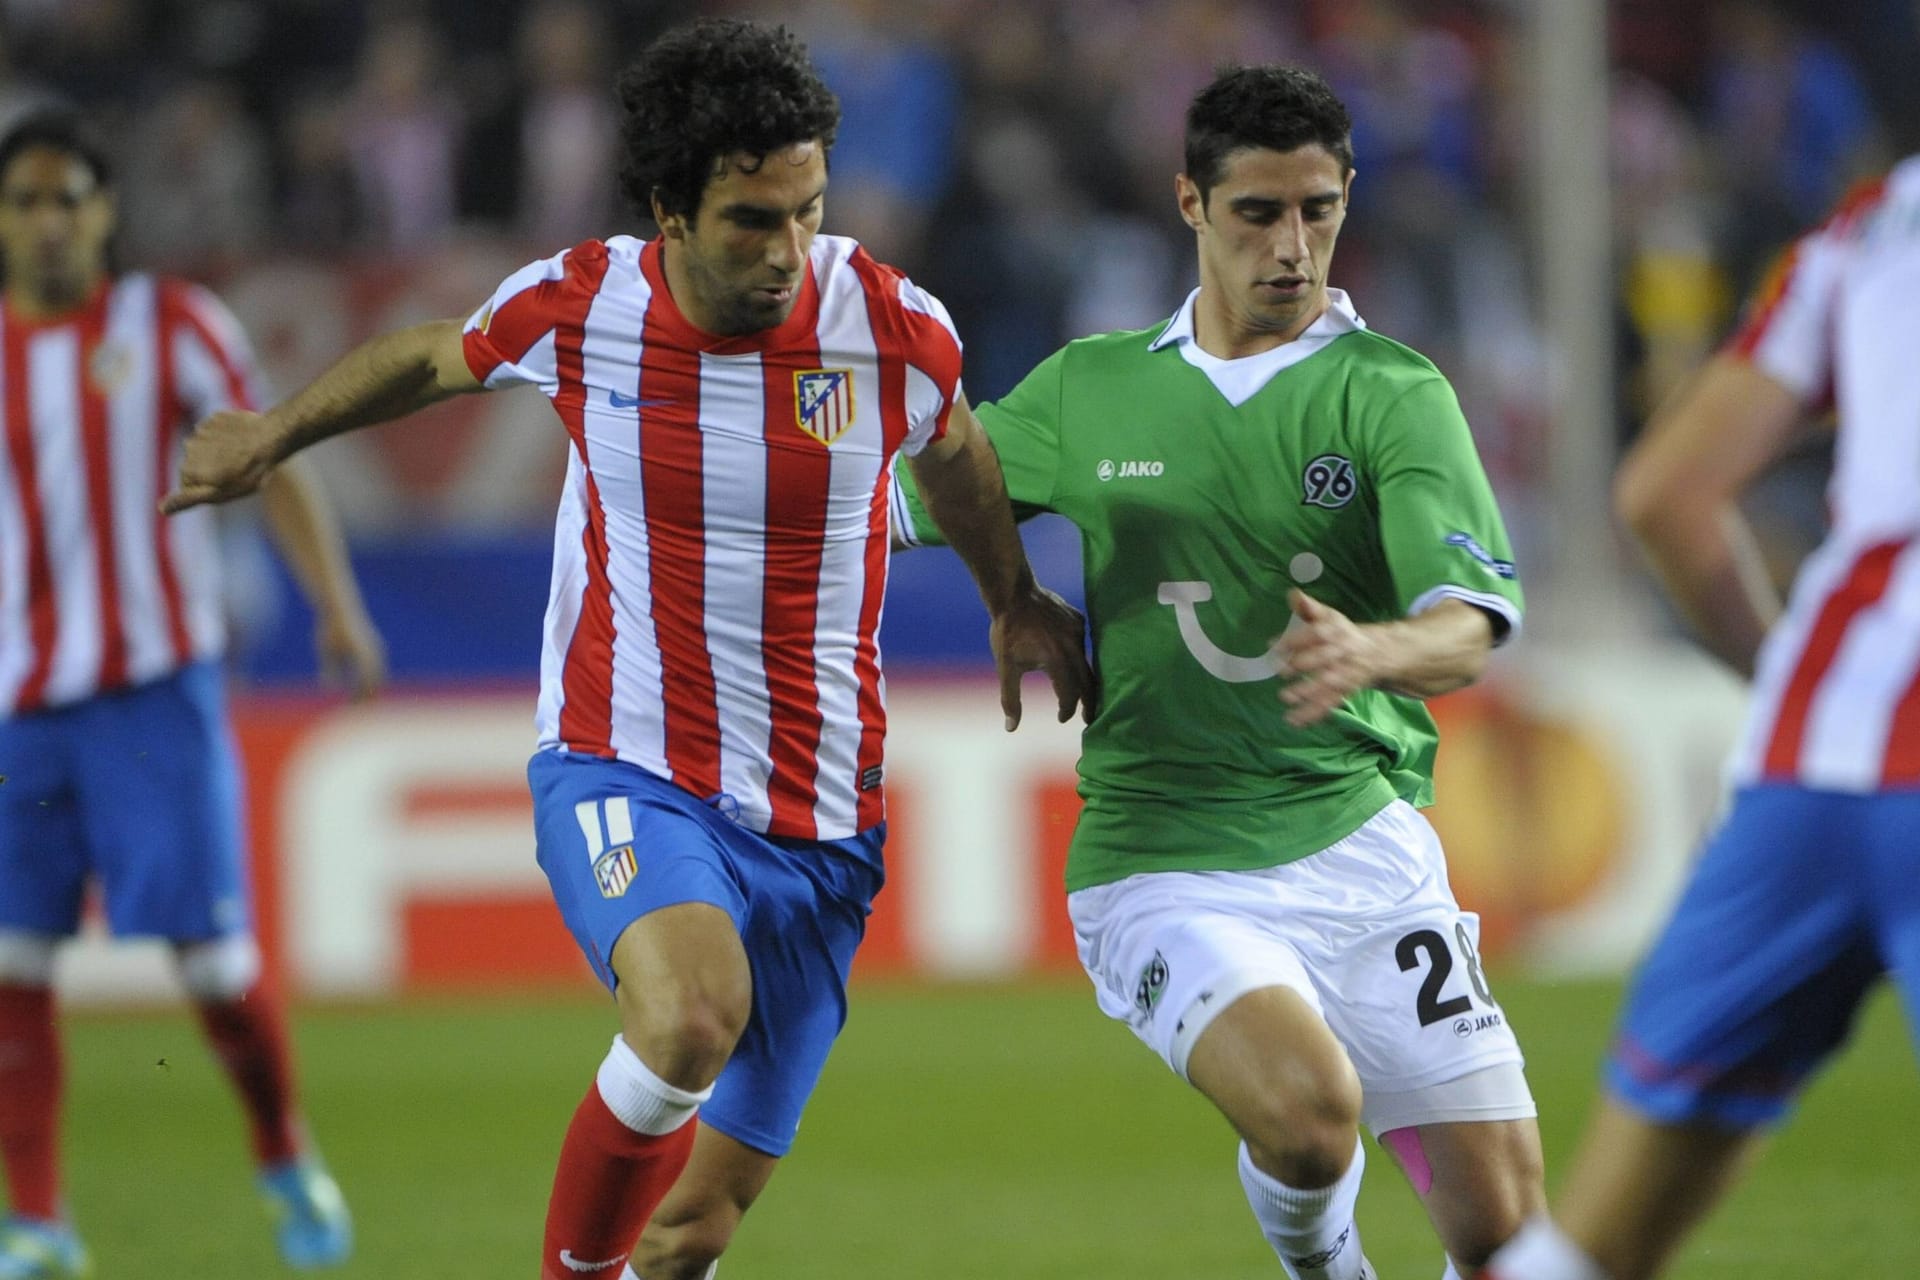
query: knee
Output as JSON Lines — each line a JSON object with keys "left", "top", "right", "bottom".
{"left": 1438, "top": 1139, "right": 1547, "bottom": 1267}
{"left": 617, "top": 984, "right": 749, "bottom": 1089}
{"left": 634, "top": 1191, "right": 746, "bottom": 1280}
{"left": 174, "top": 935, "right": 262, "bottom": 1002}
{"left": 1241, "top": 1057, "right": 1365, "bottom": 1189}
{"left": 0, "top": 931, "right": 58, "bottom": 987}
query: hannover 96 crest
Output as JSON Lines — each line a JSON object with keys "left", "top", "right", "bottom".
{"left": 794, "top": 368, "right": 855, "bottom": 445}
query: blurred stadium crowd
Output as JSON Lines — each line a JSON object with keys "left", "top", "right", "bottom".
{"left": 3, "top": 0, "right": 1916, "bottom": 641}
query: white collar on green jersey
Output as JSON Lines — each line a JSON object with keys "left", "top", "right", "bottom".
{"left": 1148, "top": 287, "right": 1367, "bottom": 407}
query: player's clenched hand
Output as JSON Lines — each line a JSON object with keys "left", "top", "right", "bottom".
{"left": 161, "top": 410, "right": 281, "bottom": 514}
{"left": 1270, "top": 589, "right": 1388, "bottom": 727}
{"left": 990, "top": 586, "right": 1095, "bottom": 731}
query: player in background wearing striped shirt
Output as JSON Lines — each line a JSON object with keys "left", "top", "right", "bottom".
{"left": 1481, "top": 164, "right": 1920, "bottom": 1280}
{"left": 165, "top": 20, "right": 1091, "bottom": 1280}
{"left": 0, "top": 113, "right": 381, "bottom": 1276}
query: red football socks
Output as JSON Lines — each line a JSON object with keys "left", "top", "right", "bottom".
{"left": 193, "top": 983, "right": 302, "bottom": 1165}
{"left": 540, "top": 1082, "right": 697, "bottom": 1280}
{"left": 0, "top": 984, "right": 62, "bottom": 1220}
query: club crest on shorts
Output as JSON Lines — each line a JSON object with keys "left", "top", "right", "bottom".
{"left": 1134, "top": 950, "right": 1170, "bottom": 1017}
{"left": 794, "top": 369, "right": 855, "bottom": 445}
{"left": 593, "top": 845, "right": 638, "bottom": 899}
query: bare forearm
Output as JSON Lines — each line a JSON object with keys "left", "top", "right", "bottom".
{"left": 907, "top": 428, "right": 1035, "bottom": 614}
{"left": 257, "top": 457, "right": 367, "bottom": 622}
{"left": 1633, "top": 505, "right": 1778, "bottom": 677}
{"left": 263, "top": 320, "right": 472, "bottom": 461}
{"left": 1369, "top": 600, "right": 1495, "bottom": 699}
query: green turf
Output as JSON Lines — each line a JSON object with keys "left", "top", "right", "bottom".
{"left": 43, "top": 976, "right": 1918, "bottom": 1277}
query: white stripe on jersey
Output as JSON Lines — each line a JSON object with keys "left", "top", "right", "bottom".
{"left": 697, "top": 351, "right": 776, "bottom": 831}
{"left": 102, "top": 278, "right": 172, "bottom": 685}
{"left": 29, "top": 327, "right": 104, "bottom": 708}
{"left": 0, "top": 322, "right": 27, "bottom": 710}
{"left": 538, "top": 447, "right": 594, "bottom": 750}
{"left": 808, "top": 257, "right": 893, "bottom": 834}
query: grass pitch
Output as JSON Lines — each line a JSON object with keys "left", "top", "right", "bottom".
{"left": 51, "top": 977, "right": 1918, "bottom": 1277}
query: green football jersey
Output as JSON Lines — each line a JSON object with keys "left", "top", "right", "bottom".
{"left": 896, "top": 291, "right": 1522, "bottom": 890}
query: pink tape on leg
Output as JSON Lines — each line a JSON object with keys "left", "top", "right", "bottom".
{"left": 1381, "top": 1126, "right": 1434, "bottom": 1196}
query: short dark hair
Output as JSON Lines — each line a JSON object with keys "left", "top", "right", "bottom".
{"left": 615, "top": 19, "right": 839, "bottom": 223}
{"left": 0, "top": 109, "right": 112, "bottom": 192}
{"left": 1184, "top": 65, "right": 1353, "bottom": 203}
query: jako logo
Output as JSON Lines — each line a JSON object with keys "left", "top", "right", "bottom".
{"left": 1097, "top": 459, "right": 1164, "bottom": 481}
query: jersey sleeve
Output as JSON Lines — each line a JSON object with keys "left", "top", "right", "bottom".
{"left": 165, "top": 281, "right": 269, "bottom": 419}
{"left": 462, "top": 241, "right": 608, "bottom": 396}
{"left": 1722, "top": 178, "right": 1886, "bottom": 407}
{"left": 892, "top": 275, "right": 964, "bottom": 457}
{"left": 1370, "top": 375, "right": 1524, "bottom": 642}
{"left": 889, "top": 346, "right": 1065, "bottom": 549}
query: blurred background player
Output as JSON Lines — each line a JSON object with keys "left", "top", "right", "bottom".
{"left": 1480, "top": 158, "right": 1920, "bottom": 1280}
{"left": 894, "top": 65, "right": 1540, "bottom": 1280}
{"left": 163, "top": 19, "right": 1090, "bottom": 1280}
{"left": 0, "top": 112, "right": 381, "bottom": 1275}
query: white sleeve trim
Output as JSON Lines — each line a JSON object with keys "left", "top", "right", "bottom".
{"left": 887, "top": 470, "right": 923, "bottom": 548}
{"left": 1408, "top": 584, "right": 1522, "bottom": 646}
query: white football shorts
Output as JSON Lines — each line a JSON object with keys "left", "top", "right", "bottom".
{"left": 1067, "top": 799, "right": 1535, "bottom": 1135}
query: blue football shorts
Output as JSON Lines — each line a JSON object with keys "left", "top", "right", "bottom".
{"left": 528, "top": 749, "right": 886, "bottom": 1157}
{"left": 0, "top": 661, "right": 250, "bottom": 941}
{"left": 1608, "top": 784, "right": 1920, "bottom": 1129}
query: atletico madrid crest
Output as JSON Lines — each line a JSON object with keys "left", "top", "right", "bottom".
{"left": 793, "top": 368, "right": 855, "bottom": 445}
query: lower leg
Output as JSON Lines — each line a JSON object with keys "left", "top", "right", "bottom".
{"left": 181, "top": 939, "right": 303, "bottom": 1165}
{"left": 1381, "top": 1116, "right": 1544, "bottom": 1270}
{"left": 542, "top": 1036, "right": 710, "bottom": 1280}
{"left": 0, "top": 983, "right": 62, "bottom": 1221}
{"left": 1550, "top": 1099, "right": 1758, "bottom": 1280}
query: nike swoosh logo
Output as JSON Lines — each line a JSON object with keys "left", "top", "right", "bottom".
{"left": 608, "top": 389, "right": 677, "bottom": 410}
{"left": 558, "top": 1250, "right": 627, "bottom": 1272}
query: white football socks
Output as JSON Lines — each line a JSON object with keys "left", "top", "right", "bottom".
{"left": 596, "top": 1034, "right": 712, "bottom": 1136}
{"left": 1238, "top": 1137, "right": 1369, "bottom": 1280}
{"left": 1482, "top": 1215, "right": 1609, "bottom": 1280}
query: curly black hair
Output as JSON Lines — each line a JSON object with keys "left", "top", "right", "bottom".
{"left": 0, "top": 109, "right": 112, "bottom": 191}
{"left": 1184, "top": 65, "right": 1353, "bottom": 203}
{"left": 616, "top": 18, "right": 840, "bottom": 224}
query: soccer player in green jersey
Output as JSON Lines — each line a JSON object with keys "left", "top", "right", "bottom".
{"left": 893, "top": 66, "right": 1542, "bottom": 1280}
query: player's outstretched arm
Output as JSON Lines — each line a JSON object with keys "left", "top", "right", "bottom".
{"left": 1271, "top": 592, "right": 1492, "bottom": 727}
{"left": 1613, "top": 353, "right": 1804, "bottom": 678}
{"left": 907, "top": 396, "right": 1094, "bottom": 729}
{"left": 258, "top": 456, "right": 386, "bottom": 699}
{"left": 163, "top": 318, "right": 480, "bottom": 514}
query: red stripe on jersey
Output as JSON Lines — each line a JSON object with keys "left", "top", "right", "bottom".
{"left": 635, "top": 298, "right": 724, "bottom": 796}
{"left": 546, "top": 249, "right": 620, "bottom": 757}
{"left": 172, "top": 287, "right": 256, "bottom": 410}
{"left": 153, "top": 285, "right": 192, "bottom": 664}
{"left": 1760, "top": 540, "right": 1905, "bottom": 778}
{"left": 849, "top": 253, "right": 926, "bottom": 830}
{"left": 758, "top": 344, "right": 832, "bottom": 838}
{"left": 1879, "top": 661, "right": 1920, "bottom": 785}
{"left": 2, "top": 319, "right": 56, "bottom": 710}
{"left": 76, "top": 296, "right": 127, "bottom": 688}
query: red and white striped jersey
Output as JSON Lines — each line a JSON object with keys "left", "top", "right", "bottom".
{"left": 1727, "top": 156, "right": 1920, "bottom": 790}
{"left": 463, "top": 234, "right": 962, "bottom": 839}
{"left": 0, "top": 276, "right": 260, "bottom": 715}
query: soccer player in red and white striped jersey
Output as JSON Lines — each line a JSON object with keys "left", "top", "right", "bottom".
{"left": 0, "top": 112, "right": 381, "bottom": 1275}
{"left": 1481, "top": 159, "right": 1920, "bottom": 1280}
{"left": 166, "top": 20, "right": 1091, "bottom": 1280}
